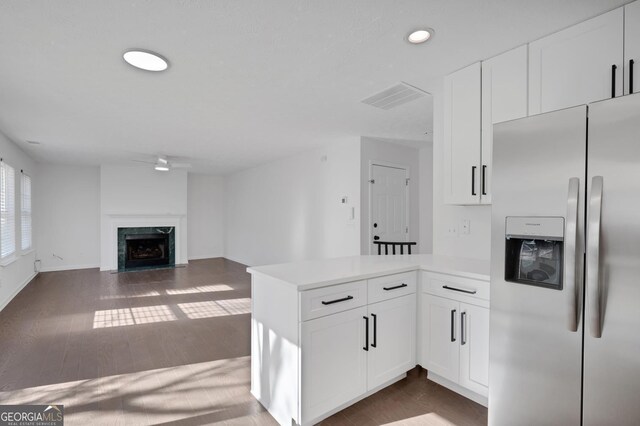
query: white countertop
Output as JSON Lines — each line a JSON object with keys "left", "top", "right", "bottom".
{"left": 247, "top": 254, "right": 490, "bottom": 290}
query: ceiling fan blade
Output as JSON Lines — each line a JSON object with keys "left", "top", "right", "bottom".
{"left": 132, "top": 159, "right": 156, "bottom": 165}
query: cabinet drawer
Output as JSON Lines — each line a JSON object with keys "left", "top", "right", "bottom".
{"left": 368, "top": 271, "right": 416, "bottom": 304}
{"left": 300, "top": 280, "right": 367, "bottom": 321}
{"left": 422, "top": 272, "right": 489, "bottom": 303}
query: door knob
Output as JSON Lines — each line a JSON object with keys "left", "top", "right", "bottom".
{"left": 373, "top": 236, "right": 380, "bottom": 241}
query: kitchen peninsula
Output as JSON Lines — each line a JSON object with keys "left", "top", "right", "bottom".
{"left": 248, "top": 254, "right": 490, "bottom": 426}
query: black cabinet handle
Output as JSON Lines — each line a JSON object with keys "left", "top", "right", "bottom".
{"left": 630, "top": 59, "right": 635, "bottom": 94}
{"left": 363, "top": 316, "right": 369, "bottom": 351}
{"left": 443, "top": 285, "right": 477, "bottom": 295}
{"left": 450, "top": 309, "right": 457, "bottom": 342}
{"left": 461, "top": 311, "right": 467, "bottom": 346}
{"left": 371, "top": 313, "right": 377, "bottom": 348}
{"left": 481, "top": 165, "right": 487, "bottom": 195}
{"left": 321, "top": 295, "right": 353, "bottom": 305}
{"left": 612, "top": 64, "right": 617, "bottom": 98}
{"left": 471, "top": 166, "right": 477, "bottom": 196}
{"left": 383, "top": 283, "right": 408, "bottom": 291}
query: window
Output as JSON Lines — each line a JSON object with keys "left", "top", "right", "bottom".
{"left": 1, "top": 162, "right": 15, "bottom": 259}
{"left": 21, "top": 173, "right": 32, "bottom": 251}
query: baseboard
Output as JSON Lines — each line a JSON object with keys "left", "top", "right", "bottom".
{"left": 427, "top": 371, "right": 488, "bottom": 407}
{"left": 187, "top": 254, "right": 224, "bottom": 261}
{"left": 40, "top": 264, "right": 100, "bottom": 272}
{"left": 0, "top": 271, "right": 38, "bottom": 312}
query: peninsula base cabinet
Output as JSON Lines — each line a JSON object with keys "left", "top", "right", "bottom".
{"left": 251, "top": 271, "right": 417, "bottom": 426}
{"left": 301, "top": 293, "right": 416, "bottom": 424}
{"left": 419, "top": 272, "right": 490, "bottom": 406}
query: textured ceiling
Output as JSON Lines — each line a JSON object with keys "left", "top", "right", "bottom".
{"left": 0, "top": 0, "right": 630, "bottom": 173}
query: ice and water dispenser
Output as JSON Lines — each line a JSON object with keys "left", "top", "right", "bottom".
{"left": 504, "top": 217, "right": 564, "bottom": 290}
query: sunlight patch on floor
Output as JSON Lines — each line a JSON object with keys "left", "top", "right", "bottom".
{"left": 382, "top": 412, "right": 457, "bottom": 425}
{"left": 93, "top": 298, "right": 251, "bottom": 328}
{"left": 0, "top": 357, "right": 256, "bottom": 426}
{"left": 179, "top": 298, "right": 251, "bottom": 319}
{"left": 165, "top": 284, "right": 234, "bottom": 295}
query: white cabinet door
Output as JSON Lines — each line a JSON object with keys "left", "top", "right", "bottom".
{"left": 625, "top": 1, "right": 640, "bottom": 95}
{"left": 367, "top": 294, "right": 416, "bottom": 390}
{"left": 422, "top": 294, "right": 460, "bottom": 383}
{"left": 481, "top": 45, "right": 528, "bottom": 205}
{"left": 301, "top": 306, "right": 368, "bottom": 423}
{"left": 459, "top": 303, "right": 490, "bottom": 397}
{"left": 443, "top": 62, "right": 481, "bottom": 205}
{"left": 529, "top": 8, "right": 624, "bottom": 114}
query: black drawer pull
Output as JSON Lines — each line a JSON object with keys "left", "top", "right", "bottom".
{"left": 630, "top": 59, "right": 635, "bottom": 94}
{"left": 450, "top": 309, "right": 456, "bottom": 342}
{"left": 442, "top": 285, "right": 477, "bottom": 295}
{"left": 383, "top": 283, "right": 408, "bottom": 291}
{"left": 371, "top": 313, "right": 377, "bottom": 348}
{"left": 461, "top": 311, "right": 467, "bottom": 346}
{"left": 612, "top": 64, "right": 617, "bottom": 98}
{"left": 363, "top": 316, "right": 369, "bottom": 351}
{"left": 321, "top": 295, "right": 354, "bottom": 305}
{"left": 471, "top": 166, "right": 477, "bottom": 196}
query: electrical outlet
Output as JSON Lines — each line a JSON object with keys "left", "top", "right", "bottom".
{"left": 461, "top": 219, "right": 470, "bottom": 235}
{"left": 447, "top": 224, "right": 458, "bottom": 237}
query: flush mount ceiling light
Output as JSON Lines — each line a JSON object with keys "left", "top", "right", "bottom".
{"left": 123, "top": 49, "right": 169, "bottom": 72}
{"left": 154, "top": 164, "right": 169, "bottom": 171}
{"left": 407, "top": 29, "right": 433, "bottom": 44}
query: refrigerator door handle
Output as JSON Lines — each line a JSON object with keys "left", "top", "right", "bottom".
{"left": 565, "top": 177, "right": 580, "bottom": 332}
{"left": 587, "top": 176, "right": 604, "bottom": 338}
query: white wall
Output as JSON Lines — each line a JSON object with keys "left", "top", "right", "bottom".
{"left": 187, "top": 173, "right": 225, "bottom": 260}
{"left": 36, "top": 164, "right": 100, "bottom": 271}
{"left": 431, "top": 80, "right": 491, "bottom": 259}
{"left": 360, "top": 137, "right": 428, "bottom": 254}
{"left": 0, "top": 131, "right": 38, "bottom": 311}
{"left": 99, "top": 165, "right": 188, "bottom": 269}
{"left": 419, "top": 145, "right": 434, "bottom": 254}
{"left": 225, "top": 138, "right": 361, "bottom": 266}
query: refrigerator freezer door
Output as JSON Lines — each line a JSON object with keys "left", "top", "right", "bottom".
{"left": 490, "top": 106, "right": 586, "bottom": 426}
{"left": 584, "top": 93, "right": 640, "bottom": 425}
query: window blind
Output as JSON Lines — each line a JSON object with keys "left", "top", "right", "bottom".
{"left": 21, "top": 173, "right": 32, "bottom": 251}
{"left": 1, "top": 162, "right": 15, "bottom": 258}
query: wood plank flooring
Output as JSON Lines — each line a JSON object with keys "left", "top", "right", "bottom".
{"left": 0, "top": 258, "right": 487, "bottom": 425}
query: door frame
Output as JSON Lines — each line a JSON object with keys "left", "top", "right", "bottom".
{"left": 368, "top": 160, "right": 410, "bottom": 255}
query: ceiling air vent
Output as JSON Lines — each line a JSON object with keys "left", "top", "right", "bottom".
{"left": 361, "top": 82, "right": 428, "bottom": 110}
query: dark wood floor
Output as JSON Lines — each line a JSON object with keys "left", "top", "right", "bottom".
{"left": 0, "top": 258, "right": 487, "bottom": 425}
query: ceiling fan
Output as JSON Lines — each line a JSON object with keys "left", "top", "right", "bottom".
{"left": 132, "top": 155, "right": 192, "bottom": 171}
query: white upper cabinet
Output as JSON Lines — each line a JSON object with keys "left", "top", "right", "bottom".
{"left": 529, "top": 8, "right": 624, "bottom": 115}
{"left": 480, "top": 45, "right": 529, "bottom": 205}
{"left": 443, "top": 62, "right": 482, "bottom": 205}
{"left": 625, "top": 1, "right": 640, "bottom": 95}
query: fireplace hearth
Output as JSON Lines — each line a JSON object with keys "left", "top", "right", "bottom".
{"left": 117, "top": 226, "right": 175, "bottom": 271}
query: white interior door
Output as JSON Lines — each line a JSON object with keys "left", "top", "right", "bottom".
{"left": 370, "top": 164, "right": 407, "bottom": 254}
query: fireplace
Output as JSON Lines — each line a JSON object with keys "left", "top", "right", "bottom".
{"left": 117, "top": 226, "right": 175, "bottom": 271}
{"left": 125, "top": 233, "right": 169, "bottom": 269}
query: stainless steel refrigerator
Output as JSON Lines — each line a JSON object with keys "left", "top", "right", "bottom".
{"left": 490, "top": 93, "right": 640, "bottom": 425}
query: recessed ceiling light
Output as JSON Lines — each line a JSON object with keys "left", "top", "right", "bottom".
{"left": 407, "top": 29, "right": 433, "bottom": 44}
{"left": 123, "top": 50, "right": 169, "bottom": 72}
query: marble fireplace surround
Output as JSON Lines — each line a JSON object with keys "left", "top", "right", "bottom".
{"left": 103, "top": 214, "right": 187, "bottom": 271}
